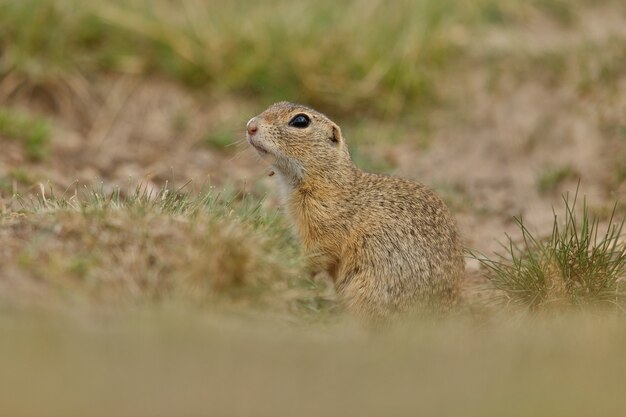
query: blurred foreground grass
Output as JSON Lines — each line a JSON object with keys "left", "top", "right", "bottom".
{"left": 1, "top": 309, "right": 626, "bottom": 417}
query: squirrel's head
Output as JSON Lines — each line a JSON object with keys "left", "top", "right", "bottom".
{"left": 246, "top": 102, "right": 351, "bottom": 183}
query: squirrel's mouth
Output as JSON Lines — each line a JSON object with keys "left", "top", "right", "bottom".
{"left": 248, "top": 136, "right": 271, "bottom": 156}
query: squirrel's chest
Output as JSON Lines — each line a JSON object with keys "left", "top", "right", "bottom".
{"left": 284, "top": 191, "right": 346, "bottom": 254}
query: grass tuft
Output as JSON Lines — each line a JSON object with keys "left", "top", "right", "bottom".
{"left": 0, "top": 184, "right": 336, "bottom": 316}
{"left": 472, "top": 190, "right": 626, "bottom": 311}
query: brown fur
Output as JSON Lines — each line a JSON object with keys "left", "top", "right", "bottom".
{"left": 247, "top": 102, "right": 464, "bottom": 320}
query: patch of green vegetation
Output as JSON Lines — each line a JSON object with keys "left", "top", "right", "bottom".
{"left": 0, "top": 169, "right": 38, "bottom": 195}
{"left": 472, "top": 192, "right": 626, "bottom": 311}
{"left": 479, "top": 3, "right": 507, "bottom": 24}
{"left": 537, "top": 164, "right": 579, "bottom": 194}
{"left": 8, "top": 168, "right": 36, "bottom": 184}
{"left": 67, "top": 255, "right": 99, "bottom": 281}
{"left": 616, "top": 152, "right": 626, "bottom": 184}
{"left": 350, "top": 144, "right": 395, "bottom": 174}
{"left": 433, "top": 182, "right": 473, "bottom": 212}
{"left": 0, "top": 107, "right": 50, "bottom": 160}
{"left": 203, "top": 130, "right": 234, "bottom": 150}
{"left": 0, "top": 177, "right": 13, "bottom": 195}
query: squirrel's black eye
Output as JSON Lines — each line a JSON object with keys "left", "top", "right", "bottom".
{"left": 288, "top": 114, "right": 310, "bottom": 128}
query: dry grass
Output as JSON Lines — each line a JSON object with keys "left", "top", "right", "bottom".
{"left": 0, "top": 185, "right": 336, "bottom": 317}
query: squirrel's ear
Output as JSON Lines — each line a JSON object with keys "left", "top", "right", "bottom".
{"left": 330, "top": 124, "right": 342, "bottom": 144}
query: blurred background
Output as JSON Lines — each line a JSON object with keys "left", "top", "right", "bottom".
{"left": 0, "top": 0, "right": 625, "bottom": 415}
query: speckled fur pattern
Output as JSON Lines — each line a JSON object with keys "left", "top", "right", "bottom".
{"left": 247, "top": 101, "right": 464, "bottom": 321}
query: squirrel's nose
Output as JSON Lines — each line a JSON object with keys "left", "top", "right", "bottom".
{"left": 247, "top": 118, "right": 259, "bottom": 135}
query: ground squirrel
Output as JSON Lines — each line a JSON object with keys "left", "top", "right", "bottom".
{"left": 247, "top": 102, "right": 464, "bottom": 320}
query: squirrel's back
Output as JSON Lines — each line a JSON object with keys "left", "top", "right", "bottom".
{"left": 338, "top": 171, "right": 463, "bottom": 317}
